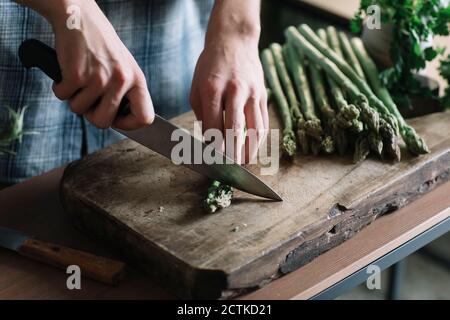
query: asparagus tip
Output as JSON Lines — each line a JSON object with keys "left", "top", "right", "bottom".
{"left": 282, "top": 131, "right": 298, "bottom": 157}
{"left": 305, "top": 119, "right": 324, "bottom": 141}
{"left": 321, "top": 135, "right": 335, "bottom": 154}
{"left": 402, "top": 127, "right": 430, "bottom": 155}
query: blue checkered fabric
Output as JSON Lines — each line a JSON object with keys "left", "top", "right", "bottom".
{"left": 0, "top": 0, "right": 213, "bottom": 185}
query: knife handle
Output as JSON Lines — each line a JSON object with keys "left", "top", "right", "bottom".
{"left": 18, "top": 39, "right": 130, "bottom": 116}
{"left": 19, "top": 239, "right": 126, "bottom": 286}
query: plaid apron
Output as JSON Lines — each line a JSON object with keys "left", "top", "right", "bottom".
{"left": 0, "top": 0, "right": 213, "bottom": 185}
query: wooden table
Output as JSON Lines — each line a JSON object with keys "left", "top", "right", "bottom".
{"left": 0, "top": 166, "right": 449, "bottom": 299}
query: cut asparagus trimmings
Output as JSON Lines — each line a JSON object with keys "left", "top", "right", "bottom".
{"left": 204, "top": 180, "right": 233, "bottom": 214}
{"left": 261, "top": 49, "right": 297, "bottom": 157}
{"left": 350, "top": 37, "right": 429, "bottom": 155}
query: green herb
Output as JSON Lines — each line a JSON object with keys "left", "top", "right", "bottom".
{"left": 351, "top": 0, "right": 450, "bottom": 107}
{"left": 0, "top": 106, "right": 37, "bottom": 155}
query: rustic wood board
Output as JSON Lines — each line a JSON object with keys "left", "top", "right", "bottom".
{"left": 61, "top": 109, "right": 450, "bottom": 299}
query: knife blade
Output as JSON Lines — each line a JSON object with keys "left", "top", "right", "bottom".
{"left": 18, "top": 39, "right": 282, "bottom": 201}
{"left": 0, "top": 226, "right": 126, "bottom": 285}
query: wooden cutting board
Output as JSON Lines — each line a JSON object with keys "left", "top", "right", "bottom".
{"left": 61, "top": 109, "right": 450, "bottom": 299}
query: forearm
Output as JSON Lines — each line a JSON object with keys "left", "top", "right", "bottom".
{"left": 13, "top": 0, "right": 97, "bottom": 28}
{"left": 206, "top": 0, "right": 261, "bottom": 46}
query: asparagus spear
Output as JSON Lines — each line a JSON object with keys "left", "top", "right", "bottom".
{"left": 338, "top": 31, "right": 366, "bottom": 81}
{"left": 204, "top": 180, "right": 233, "bottom": 214}
{"left": 353, "top": 135, "right": 371, "bottom": 164}
{"left": 281, "top": 46, "right": 310, "bottom": 155}
{"left": 285, "top": 27, "right": 380, "bottom": 134}
{"left": 261, "top": 49, "right": 297, "bottom": 157}
{"left": 270, "top": 44, "right": 301, "bottom": 119}
{"left": 270, "top": 43, "right": 310, "bottom": 154}
{"left": 282, "top": 44, "right": 323, "bottom": 142}
{"left": 368, "top": 131, "right": 384, "bottom": 157}
{"left": 325, "top": 26, "right": 344, "bottom": 58}
{"left": 318, "top": 28, "right": 365, "bottom": 134}
{"left": 332, "top": 121, "right": 349, "bottom": 156}
{"left": 350, "top": 38, "right": 429, "bottom": 155}
{"left": 297, "top": 24, "right": 398, "bottom": 133}
{"left": 379, "top": 118, "right": 401, "bottom": 162}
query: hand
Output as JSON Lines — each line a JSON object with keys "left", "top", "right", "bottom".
{"left": 46, "top": 0, "right": 154, "bottom": 130}
{"left": 190, "top": 34, "right": 268, "bottom": 164}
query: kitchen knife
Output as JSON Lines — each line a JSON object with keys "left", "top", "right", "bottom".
{"left": 0, "top": 226, "right": 126, "bottom": 285}
{"left": 18, "top": 39, "right": 282, "bottom": 201}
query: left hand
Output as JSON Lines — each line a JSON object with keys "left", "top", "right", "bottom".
{"left": 190, "top": 34, "right": 268, "bottom": 164}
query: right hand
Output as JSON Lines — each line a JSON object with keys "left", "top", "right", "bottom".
{"left": 47, "top": 0, "right": 154, "bottom": 130}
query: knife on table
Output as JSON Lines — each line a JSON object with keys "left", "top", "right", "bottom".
{"left": 0, "top": 226, "right": 126, "bottom": 285}
{"left": 18, "top": 39, "right": 282, "bottom": 201}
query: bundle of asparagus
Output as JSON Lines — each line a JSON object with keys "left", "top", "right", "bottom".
{"left": 261, "top": 23, "right": 429, "bottom": 163}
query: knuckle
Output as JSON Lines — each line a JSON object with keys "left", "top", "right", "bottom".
{"left": 247, "top": 91, "right": 259, "bottom": 104}
{"left": 68, "top": 70, "right": 86, "bottom": 86}
{"left": 112, "top": 67, "right": 130, "bottom": 87}
{"left": 203, "top": 79, "right": 222, "bottom": 97}
{"left": 93, "top": 73, "right": 108, "bottom": 89}
{"left": 231, "top": 119, "right": 245, "bottom": 132}
{"left": 228, "top": 78, "right": 246, "bottom": 94}
{"left": 133, "top": 71, "right": 147, "bottom": 88}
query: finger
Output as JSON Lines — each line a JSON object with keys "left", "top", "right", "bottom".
{"left": 113, "top": 85, "right": 154, "bottom": 130}
{"left": 224, "top": 84, "right": 247, "bottom": 164}
{"left": 190, "top": 87, "right": 203, "bottom": 122}
{"left": 85, "top": 85, "right": 125, "bottom": 129}
{"left": 243, "top": 96, "right": 264, "bottom": 164}
{"left": 260, "top": 90, "right": 269, "bottom": 135}
{"left": 53, "top": 82, "right": 81, "bottom": 101}
{"left": 68, "top": 85, "right": 103, "bottom": 115}
{"left": 52, "top": 70, "right": 84, "bottom": 101}
{"left": 201, "top": 86, "right": 224, "bottom": 151}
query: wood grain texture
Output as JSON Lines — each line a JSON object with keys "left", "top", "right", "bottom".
{"left": 19, "top": 239, "right": 126, "bottom": 286}
{"left": 61, "top": 109, "right": 450, "bottom": 299}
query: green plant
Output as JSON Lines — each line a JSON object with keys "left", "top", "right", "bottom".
{"left": 351, "top": 0, "right": 450, "bottom": 107}
{"left": 0, "top": 106, "right": 38, "bottom": 155}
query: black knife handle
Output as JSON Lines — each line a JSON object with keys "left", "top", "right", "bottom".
{"left": 18, "top": 39, "right": 130, "bottom": 116}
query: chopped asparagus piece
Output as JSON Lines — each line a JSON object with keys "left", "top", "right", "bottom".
{"left": 204, "top": 181, "right": 233, "bottom": 214}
